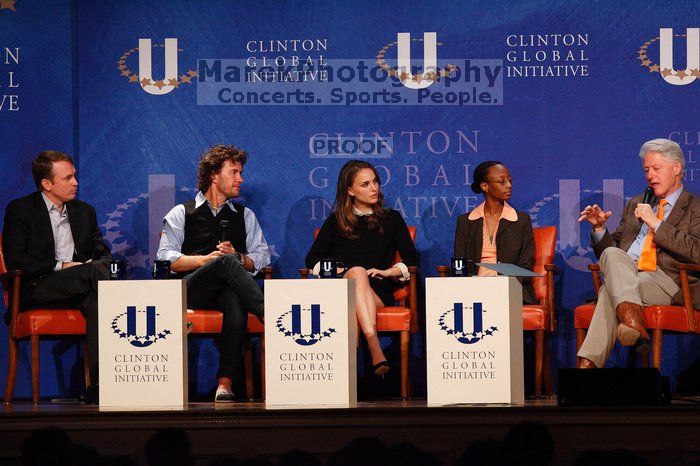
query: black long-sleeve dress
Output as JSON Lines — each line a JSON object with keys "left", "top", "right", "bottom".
{"left": 305, "top": 210, "right": 419, "bottom": 306}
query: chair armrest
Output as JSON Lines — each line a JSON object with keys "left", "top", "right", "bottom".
{"left": 298, "top": 268, "right": 311, "bottom": 279}
{"left": 678, "top": 267, "right": 698, "bottom": 332}
{"left": 542, "top": 264, "right": 557, "bottom": 331}
{"left": 261, "top": 266, "right": 273, "bottom": 280}
{"left": 0, "top": 270, "right": 22, "bottom": 281}
{"left": 0, "top": 270, "right": 23, "bottom": 337}
{"left": 587, "top": 263, "right": 602, "bottom": 294}
{"left": 408, "top": 266, "right": 419, "bottom": 333}
{"left": 677, "top": 263, "right": 700, "bottom": 272}
{"left": 436, "top": 265, "right": 449, "bottom": 278}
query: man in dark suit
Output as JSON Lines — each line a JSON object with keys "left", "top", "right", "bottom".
{"left": 577, "top": 139, "right": 700, "bottom": 368}
{"left": 2, "top": 150, "right": 112, "bottom": 396}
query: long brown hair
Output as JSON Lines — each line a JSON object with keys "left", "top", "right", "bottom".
{"left": 334, "top": 160, "right": 387, "bottom": 238}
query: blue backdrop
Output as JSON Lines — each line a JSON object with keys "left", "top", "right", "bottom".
{"left": 1, "top": 0, "right": 698, "bottom": 399}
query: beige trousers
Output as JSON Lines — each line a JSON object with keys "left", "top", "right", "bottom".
{"left": 577, "top": 247, "right": 679, "bottom": 368}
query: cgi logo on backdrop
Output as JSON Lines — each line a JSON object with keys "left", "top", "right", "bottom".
{"left": 638, "top": 28, "right": 699, "bottom": 86}
{"left": 375, "top": 32, "right": 458, "bottom": 90}
{"left": 111, "top": 306, "right": 171, "bottom": 348}
{"left": 276, "top": 304, "right": 336, "bottom": 346}
{"left": 117, "top": 38, "right": 197, "bottom": 95}
{"left": 505, "top": 33, "right": 590, "bottom": 78}
{"left": 438, "top": 302, "right": 498, "bottom": 345}
{"left": 0, "top": 0, "right": 16, "bottom": 12}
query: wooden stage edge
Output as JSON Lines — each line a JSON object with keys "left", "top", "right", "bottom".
{"left": 1, "top": 398, "right": 699, "bottom": 465}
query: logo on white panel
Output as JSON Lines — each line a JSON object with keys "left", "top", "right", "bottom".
{"left": 638, "top": 28, "right": 699, "bottom": 85}
{"left": 117, "top": 38, "right": 197, "bottom": 94}
{"left": 276, "top": 304, "right": 336, "bottom": 346}
{"left": 439, "top": 302, "right": 498, "bottom": 344}
{"left": 111, "top": 306, "right": 171, "bottom": 347}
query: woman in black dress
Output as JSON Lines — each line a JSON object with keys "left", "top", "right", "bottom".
{"left": 306, "top": 160, "right": 419, "bottom": 375}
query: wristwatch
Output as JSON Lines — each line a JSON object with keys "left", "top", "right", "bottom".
{"left": 233, "top": 252, "right": 246, "bottom": 267}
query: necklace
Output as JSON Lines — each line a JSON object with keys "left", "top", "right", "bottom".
{"left": 483, "top": 206, "right": 503, "bottom": 245}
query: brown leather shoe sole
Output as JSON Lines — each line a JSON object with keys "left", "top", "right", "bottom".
{"left": 577, "top": 357, "right": 597, "bottom": 369}
{"left": 617, "top": 324, "right": 650, "bottom": 354}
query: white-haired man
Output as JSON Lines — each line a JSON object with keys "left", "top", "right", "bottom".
{"left": 577, "top": 138, "right": 700, "bottom": 368}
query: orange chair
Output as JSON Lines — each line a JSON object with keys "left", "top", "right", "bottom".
{"left": 575, "top": 262, "right": 699, "bottom": 369}
{"left": 437, "top": 226, "right": 558, "bottom": 397}
{"left": 187, "top": 266, "right": 271, "bottom": 400}
{"left": 300, "top": 227, "right": 419, "bottom": 400}
{"left": 0, "top": 234, "right": 90, "bottom": 404}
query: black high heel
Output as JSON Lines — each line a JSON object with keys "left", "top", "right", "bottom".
{"left": 373, "top": 361, "right": 390, "bottom": 377}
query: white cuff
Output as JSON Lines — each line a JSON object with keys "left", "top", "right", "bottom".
{"left": 394, "top": 262, "right": 410, "bottom": 281}
{"left": 311, "top": 261, "right": 320, "bottom": 276}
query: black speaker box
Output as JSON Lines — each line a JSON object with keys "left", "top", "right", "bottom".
{"left": 558, "top": 368, "right": 670, "bottom": 406}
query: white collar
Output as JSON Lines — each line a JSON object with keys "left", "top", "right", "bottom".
{"left": 41, "top": 192, "right": 66, "bottom": 215}
{"left": 195, "top": 191, "right": 238, "bottom": 213}
{"left": 352, "top": 205, "right": 373, "bottom": 216}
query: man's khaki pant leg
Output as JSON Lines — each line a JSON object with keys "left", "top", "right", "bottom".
{"left": 577, "top": 247, "right": 676, "bottom": 367}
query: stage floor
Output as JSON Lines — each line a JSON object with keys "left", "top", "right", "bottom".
{"left": 1, "top": 397, "right": 699, "bottom": 465}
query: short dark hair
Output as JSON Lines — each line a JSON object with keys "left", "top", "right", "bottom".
{"left": 471, "top": 160, "right": 504, "bottom": 194}
{"left": 32, "top": 150, "right": 74, "bottom": 190}
{"left": 197, "top": 145, "right": 248, "bottom": 193}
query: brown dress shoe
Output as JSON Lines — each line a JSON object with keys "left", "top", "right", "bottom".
{"left": 615, "top": 301, "right": 650, "bottom": 353}
{"left": 577, "top": 357, "right": 597, "bottom": 369}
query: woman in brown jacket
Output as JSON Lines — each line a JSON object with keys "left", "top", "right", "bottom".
{"left": 454, "top": 160, "right": 537, "bottom": 304}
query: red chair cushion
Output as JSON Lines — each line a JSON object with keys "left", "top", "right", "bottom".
{"left": 522, "top": 304, "right": 550, "bottom": 331}
{"left": 643, "top": 305, "right": 700, "bottom": 333}
{"left": 574, "top": 304, "right": 595, "bottom": 329}
{"left": 376, "top": 306, "right": 410, "bottom": 332}
{"left": 14, "top": 309, "right": 86, "bottom": 338}
{"left": 186, "top": 310, "right": 263, "bottom": 334}
{"left": 574, "top": 303, "right": 700, "bottom": 334}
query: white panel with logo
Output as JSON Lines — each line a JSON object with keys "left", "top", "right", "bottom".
{"left": 98, "top": 280, "right": 187, "bottom": 410}
{"left": 426, "top": 277, "right": 524, "bottom": 405}
{"left": 265, "top": 279, "right": 357, "bottom": 407}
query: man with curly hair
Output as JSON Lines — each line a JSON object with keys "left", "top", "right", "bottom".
{"left": 157, "top": 145, "right": 270, "bottom": 402}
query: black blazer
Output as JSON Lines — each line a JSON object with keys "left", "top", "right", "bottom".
{"left": 2, "top": 192, "right": 112, "bottom": 292}
{"left": 454, "top": 208, "right": 537, "bottom": 304}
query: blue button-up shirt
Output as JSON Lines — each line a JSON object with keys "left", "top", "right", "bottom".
{"left": 156, "top": 192, "right": 271, "bottom": 275}
{"left": 42, "top": 192, "right": 75, "bottom": 271}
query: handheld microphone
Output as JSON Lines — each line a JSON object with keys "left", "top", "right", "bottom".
{"left": 638, "top": 187, "right": 655, "bottom": 223}
{"left": 219, "top": 219, "right": 229, "bottom": 244}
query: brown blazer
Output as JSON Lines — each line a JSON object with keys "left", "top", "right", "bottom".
{"left": 454, "top": 208, "right": 537, "bottom": 304}
{"left": 592, "top": 188, "right": 700, "bottom": 306}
